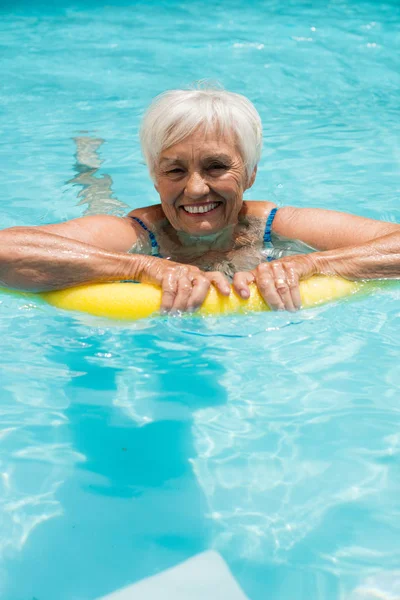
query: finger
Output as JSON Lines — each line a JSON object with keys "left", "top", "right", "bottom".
{"left": 253, "top": 264, "right": 284, "bottom": 310}
{"left": 187, "top": 276, "right": 211, "bottom": 312}
{"left": 256, "top": 274, "right": 285, "bottom": 310}
{"left": 160, "top": 273, "right": 178, "bottom": 313}
{"left": 171, "top": 276, "right": 193, "bottom": 313}
{"left": 232, "top": 272, "right": 255, "bottom": 300}
{"left": 284, "top": 263, "right": 302, "bottom": 309}
{"left": 206, "top": 271, "right": 231, "bottom": 296}
{"left": 271, "top": 262, "right": 296, "bottom": 312}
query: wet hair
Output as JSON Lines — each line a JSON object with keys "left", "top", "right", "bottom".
{"left": 140, "top": 84, "right": 262, "bottom": 181}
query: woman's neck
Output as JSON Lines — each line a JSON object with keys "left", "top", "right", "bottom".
{"left": 176, "top": 224, "right": 236, "bottom": 252}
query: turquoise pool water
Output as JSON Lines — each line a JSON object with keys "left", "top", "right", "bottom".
{"left": 1, "top": 0, "right": 400, "bottom": 598}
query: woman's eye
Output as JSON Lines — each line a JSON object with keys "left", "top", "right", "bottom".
{"left": 208, "top": 164, "right": 228, "bottom": 171}
{"left": 167, "top": 168, "right": 184, "bottom": 174}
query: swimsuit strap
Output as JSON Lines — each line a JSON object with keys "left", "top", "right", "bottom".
{"left": 263, "top": 207, "right": 278, "bottom": 244}
{"left": 131, "top": 216, "right": 161, "bottom": 257}
{"left": 263, "top": 207, "right": 278, "bottom": 262}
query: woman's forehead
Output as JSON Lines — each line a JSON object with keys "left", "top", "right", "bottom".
{"left": 160, "top": 151, "right": 234, "bottom": 164}
{"left": 160, "top": 130, "right": 239, "bottom": 162}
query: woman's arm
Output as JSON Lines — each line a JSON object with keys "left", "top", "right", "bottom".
{"left": 0, "top": 215, "right": 144, "bottom": 291}
{"left": 233, "top": 206, "right": 400, "bottom": 311}
{"left": 0, "top": 215, "right": 228, "bottom": 312}
{"left": 274, "top": 206, "right": 399, "bottom": 250}
{"left": 273, "top": 206, "right": 400, "bottom": 280}
{"left": 286, "top": 229, "right": 400, "bottom": 280}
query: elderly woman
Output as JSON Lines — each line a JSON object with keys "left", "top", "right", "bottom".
{"left": 0, "top": 88, "right": 399, "bottom": 312}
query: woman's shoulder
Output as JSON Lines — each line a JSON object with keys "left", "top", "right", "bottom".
{"left": 242, "top": 200, "right": 277, "bottom": 219}
{"left": 127, "top": 204, "right": 165, "bottom": 224}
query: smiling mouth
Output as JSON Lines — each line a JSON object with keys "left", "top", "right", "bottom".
{"left": 181, "top": 201, "right": 222, "bottom": 215}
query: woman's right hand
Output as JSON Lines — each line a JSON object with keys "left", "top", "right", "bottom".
{"left": 136, "top": 256, "right": 231, "bottom": 313}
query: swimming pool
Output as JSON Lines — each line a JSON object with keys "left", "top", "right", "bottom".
{"left": 0, "top": 0, "right": 399, "bottom": 598}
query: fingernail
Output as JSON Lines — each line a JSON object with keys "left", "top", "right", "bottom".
{"left": 240, "top": 289, "right": 249, "bottom": 299}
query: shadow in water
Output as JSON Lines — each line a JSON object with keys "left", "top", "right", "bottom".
{"left": 5, "top": 326, "right": 227, "bottom": 600}
{"left": 67, "top": 135, "right": 129, "bottom": 217}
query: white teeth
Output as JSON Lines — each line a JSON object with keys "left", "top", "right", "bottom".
{"left": 183, "top": 202, "right": 219, "bottom": 214}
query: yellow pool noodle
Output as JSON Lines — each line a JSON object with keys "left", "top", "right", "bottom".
{"left": 37, "top": 275, "right": 364, "bottom": 320}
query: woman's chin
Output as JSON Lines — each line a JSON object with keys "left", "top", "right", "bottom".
{"left": 176, "top": 203, "right": 228, "bottom": 235}
{"left": 181, "top": 219, "right": 223, "bottom": 236}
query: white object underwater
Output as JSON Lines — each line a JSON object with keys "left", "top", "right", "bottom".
{"left": 97, "top": 550, "right": 248, "bottom": 600}
{"left": 347, "top": 571, "right": 400, "bottom": 600}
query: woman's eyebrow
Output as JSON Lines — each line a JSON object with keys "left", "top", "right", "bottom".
{"left": 202, "top": 153, "right": 232, "bottom": 162}
{"left": 159, "top": 156, "right": 185, "bottom": 164}
{"left": 160, "top": 153, "right": 232, "bottom": 164}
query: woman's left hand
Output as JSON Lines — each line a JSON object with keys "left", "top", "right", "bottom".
{"left": 233, "top": 254, "right": 317, "bottom": 312}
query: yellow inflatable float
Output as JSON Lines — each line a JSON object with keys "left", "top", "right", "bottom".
{"left": 32, "top": 275, "right": 368, "bottom": 320}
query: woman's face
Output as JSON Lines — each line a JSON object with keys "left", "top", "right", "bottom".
{"left": 154, "top": 129, "right": 255, "bottom": 236}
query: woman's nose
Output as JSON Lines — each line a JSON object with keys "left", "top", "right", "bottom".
{"left": 185, "top": 171, "right": 209, "bottom": 198}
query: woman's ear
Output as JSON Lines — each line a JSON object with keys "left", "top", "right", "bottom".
{"left": 246, "top": 166, "right": 257, "bottom": 190}
{"left": 154, "top": 182, "right": 159, "bottom": 192}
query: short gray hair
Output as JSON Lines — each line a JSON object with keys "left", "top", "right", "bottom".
{"left": 140, "top": 86, "right": 262, "bottom": 180}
